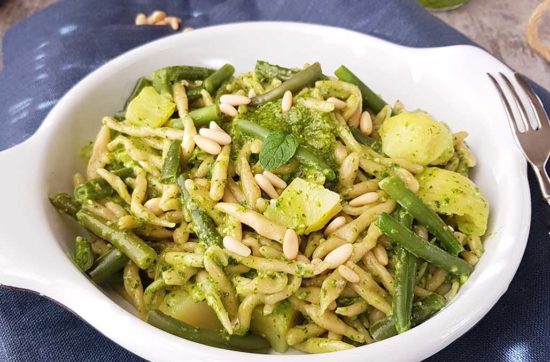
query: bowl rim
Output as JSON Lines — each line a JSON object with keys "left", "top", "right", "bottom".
{"left": 0, "top": 21, "right": 531, "bottom": 361}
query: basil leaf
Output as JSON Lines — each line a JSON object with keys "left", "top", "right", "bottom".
{"left": 259, "top": 131, "right": 300, "bottom": 170}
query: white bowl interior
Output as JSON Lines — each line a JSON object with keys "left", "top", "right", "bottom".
{"left": 2, "top": 23, "right": 529, "bottom": 362}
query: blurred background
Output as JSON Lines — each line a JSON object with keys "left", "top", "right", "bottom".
{"left": 0, "top": 0, "right": 549, "bottom": 89}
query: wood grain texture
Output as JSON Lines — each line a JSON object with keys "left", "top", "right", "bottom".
{"left": 0, "top": 0, "right": 548, "bottom": 88}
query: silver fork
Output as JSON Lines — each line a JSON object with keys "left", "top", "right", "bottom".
{"left": 488, "top": 72, "right": 550, "bottom": 205}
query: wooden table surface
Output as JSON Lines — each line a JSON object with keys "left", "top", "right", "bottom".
{"left": 0, "top": 0, "right": 549, "bottom": 89}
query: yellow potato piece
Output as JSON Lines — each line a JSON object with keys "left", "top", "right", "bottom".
{"left": 263, "top": 178, "right": 342, "bottom": 234}
{"left": 125, "top": 86, "right": 175, "bottom": 128}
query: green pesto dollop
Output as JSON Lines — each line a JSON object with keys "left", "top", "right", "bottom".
{"left": 239, "top": 100, "right": 337, "bottom": 162}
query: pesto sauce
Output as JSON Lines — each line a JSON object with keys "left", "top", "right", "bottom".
{"left": 243, "top": 101, "right": 336, "bottom": 159}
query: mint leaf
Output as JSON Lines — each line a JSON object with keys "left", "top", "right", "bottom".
{"left": 259, "top": 131, "right": 300, "bottom": 170}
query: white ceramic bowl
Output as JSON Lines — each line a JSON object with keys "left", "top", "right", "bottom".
{"left": 0, "top": 22, "right": 531, "bottom": 361}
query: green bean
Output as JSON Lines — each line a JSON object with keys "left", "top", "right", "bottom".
{"left": 77, "top": 209, "right": 156, "bottom": 269}
{"left": 379, "top": 176, "right": 463, "bottom": 255}
{"left": 350, "top": 127, "right": 376, "bottom": 147}
{"left": 177, "top": 175, "right": 223, "bottom": 247}
{"left": 73, "top": 167, "right": 134, "bottom": 203}
{"left": 124, "top": 77, "right": 152, "bottom": 110}
{"left": 377, "top": 213, "right": 472, "bottom": 276}
{"left": 74, "top": 236, "right": 94, "bottom": 272}
{"left": 186, "top": 86, "right": 204, "bottom": 101}
{"left": 204, "top": 64, "right": 235, "bottom": 93}
{"left": 167, "top": 118, "right": 183, "bottom": 129}
{"left": 49, "top": 192, "right": 81, "bottom": 218}
{"left": 411, "top": 293, "right": 446, "bottom": 324}
{"left": 370, "top": 316, "right": 398, "bottom": 342}
{"left": 234, "top": 118, "right": 270, "bottom": 139}
{"left": 88, "top": 247, "right": 129, "bottom": 284}
{"left": 188, "top": 105, "right": 220, "bottom": 128}
{"left": 152, "top": 66, "right": 215, "bottom": 94}
{"left": 334, "top": 65, "right": 388, "bottom": 114}
{"left": 160, "top": 140, "right": 182, "bottom": 184}
{"left": 393, "top": 209, "right": 416, "bottom": 333}
{"left": 370, "top": 294, "right": 447, "bottom": 341}
{"left": 250, "top": 62, "right": 323, "bottom": 106}
{"left": 234, "top": 119, "right": 335, "bottom": 180}
{"left": 147, "top": 310, "right": 269, "bottom": 351}
{"left": 255, "top": 60, "right": 298, "bottom": 82}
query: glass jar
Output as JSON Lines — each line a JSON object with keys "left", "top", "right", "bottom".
{"left": 417, "top": 0, "right": 469, "bottom": 11}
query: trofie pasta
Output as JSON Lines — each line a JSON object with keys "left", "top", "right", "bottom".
{"left": 50, "top": 61, "right": 489, "bottom": 354}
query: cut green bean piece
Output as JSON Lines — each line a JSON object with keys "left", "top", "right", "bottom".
{"left": 371, "top": 294, "right": 447, "bottom": 341}
{"left": 147, "top": 310, "right": 269, "bottom": 351}
{"left": 234, "top": 119, "right": 335, "bottom": 181}
{"left": 160, "top": 140, "right": 182, "bottom": 184}
{"left": 152, "top": 66, "right": 215, "bottom": 94}
{"left": 255, "top": 60, "right": 298, "bottom": 82}
{"left": 88, "top": 247, "right": 129, "bottom": 284}
{"left": 412, "top": 293, "right": 446, "bottom": 324}
{"left": 379, "top": 176, "right": 463, "bottom": 255}
{"left": 377, "top": 213, "right": 472, "bottom": 276}
{"left": 189, "top": 105, "right": 220, "bottom": 128}
{"left": 334, "top": 65, "right": 388, "bottom": 114}
{"left": 177, "top": 175, "right": 223, "bottom": 247}
{"left": 370, "top": 316, "right": 398, "bottom": 342}
{"left": 350, "top": 127, "right": 376, "bottom": 147}
{"left": 77, "top": 209, "right": 156, "bottom": 269}
{"left": 250, "top": 62, "right": 323, "bottom": 106}
{"left": 393, "top": 209, "right": 416, "bottom": 334}
{"left": 186, "top": 86, "right": 204, "bottom": 101}
{"left": 74, "top": 236, "right": 94, "bottom": 272}
{"left": 167, "top": 118, "right": 183, "bottom": 129}
{"left": 73, "top": 167, "right": 134, "bottom": 203}
{"left": 49, "top": 192, "right": 81, "bottom": 218}
{"left": 204, "top": 64, "right": 235, "bottom": 93}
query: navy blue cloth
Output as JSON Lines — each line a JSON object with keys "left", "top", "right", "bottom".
{"left": 1, "top": 0, "right": 549, "bottom": 360}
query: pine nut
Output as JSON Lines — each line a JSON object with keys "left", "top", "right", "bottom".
{"left": 220, "top": 103, "right": 238, "bottom": 117}
{"left": 348, "top": 107, "right": 361, "bottom": 128}
{"left": 135, "top": 13, "right": 147, "bottom": 25}
{"left": 262, "top": 171, "right": 287, "bottom": 189}
{"left": 338, "top": 265, "right": 360, "bottom": 283}
{"left": 373, "top": 244, "right": 389, "bottom": 266}
{"left": 166, "top": 16, "right": 180, "bottom": 31}
{"left": 324, "top": 244, "right": 353, "bottom": 268}
{"left": 349, "top": 192, "right": 379, "bottom": 207}
{"left": 327, "top": 97, "right": 347, "bottom": 110}
{"left": 209, "top": 121, "right": 223, "bottom": 131}
{"left": 311, "top": 258, "right": 322, "bottom": 265}
{"left": 144, "top": 197, "right": 163, "bottom": 216}
{"left": 282, "top": 90, "right": 293, "bottom": 112}
{"left": 296, "top": 254, "right": 310, "bottom": 263}
{"left": 223, "top": 236, "right": 251, "bottom": 257}
{"left": 324, "top": 216, "right": 346, "bottom": 236}
{"left": 248, "top": 89, "right": 256, "bottom": 98}
{"left": 283, "top": 229, "right": 299, "bottom": 260}
{"left": 360, "top": 111, "right": 373, "bottom": 136}
{"left": 254, "top": 174, "right": 279, "bottom": 199}
{"left": 328, "top": 301, "right": 337, "bottom": 310}
{"left": 220, "top": 94, "right": 251, "bottom": 106}
{"left": 147, "top": 10, "right": 166, "bottom": 24}
{"left": 194, "top": 135, "right": 221, "bottom": 155}
{"left": 199, "top": 128, "right": 231, "bottom": 145}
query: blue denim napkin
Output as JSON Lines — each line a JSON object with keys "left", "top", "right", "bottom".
{"left": 1, "top": 0, "right": 549, "bottom": 360}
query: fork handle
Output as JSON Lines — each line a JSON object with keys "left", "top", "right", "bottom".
{"left": 532, "top": 164, "right": 550, "bottom": 205}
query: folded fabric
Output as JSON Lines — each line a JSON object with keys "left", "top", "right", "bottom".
{"left": 0, "top": 0, "right": 548, "bottom": 361}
